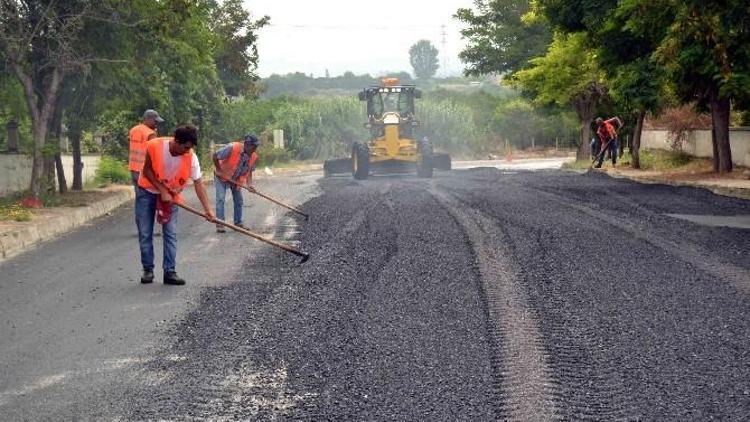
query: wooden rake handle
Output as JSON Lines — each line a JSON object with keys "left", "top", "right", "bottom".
{"left": 175, "top": 201, "right": 310, "bottom": 263}
{"left": 215, "top": 172, "right": 309, "bottom": 220}
{"left": 590, "top": 138, "right": 614, "bottom": 168}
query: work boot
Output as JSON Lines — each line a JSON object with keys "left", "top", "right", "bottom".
{"left": 140, "top": 269, "right": 154, "bottom": 284}
{"left": 235, "top": 223, "right": 247, "bottom": 230}
{"left": 216, "top": 224, "right": 226, "bottom": 233}
{"left": 163, "top": 271, "right": 186, "bottom": 286}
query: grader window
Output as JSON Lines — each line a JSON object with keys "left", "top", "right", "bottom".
{"left": 368, "top": 87, "right": 416, "bottom": 118}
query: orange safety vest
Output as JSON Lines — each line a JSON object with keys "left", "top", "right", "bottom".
{"left": 217, "top": 142, "right": 258, "bottom": 186}
{"left": 138, "top": 137, "right": 192, "bottom": 201}
{"left": 128, "top": 124, "right": 156, "bottom": 171}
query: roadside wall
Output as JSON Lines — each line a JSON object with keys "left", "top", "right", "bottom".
{"left": 0, "top": 154, "right": 100, "bottom": 197}
{"left": 641, "top": 128, "right": 750, "bottom": 167}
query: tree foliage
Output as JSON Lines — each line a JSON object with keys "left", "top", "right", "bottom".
{"left": 512, "top": 32, "right": 604, "bottom": 158}
{"left": 209, "top": 0, "right": 269, "bottom": 97}
{"left": 409, "top": 40, "right": 439, "bottom": 80}
{"left": 0, "top": 0, "right": 270, "bottom": 197}
{"left": 456, "top": 0, "right": 552, "bottom": 77}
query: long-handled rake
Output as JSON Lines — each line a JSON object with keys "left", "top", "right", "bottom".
{"left": 175, "top": 201, "right": 310, "bottom": 263}
{"left": 216, "top": 173, "right": 309, "bottom": 220}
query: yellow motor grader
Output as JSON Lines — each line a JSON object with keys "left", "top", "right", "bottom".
{"left": 324, "top": 78, "right": 451, "bottom": 179}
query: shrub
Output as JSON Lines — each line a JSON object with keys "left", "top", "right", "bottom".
{"left": 634, "top": 149, "right": 693, "bottom": 170}
{"left": 256, "top": 143, "right": 293, "bottom": 167}
{"left": 95, "top": 157, "right": 130, "bottom": 185}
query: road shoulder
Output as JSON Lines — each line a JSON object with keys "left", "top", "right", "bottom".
{"left": 582, "top": 167, "right": 750, "bottom": 200}
{"left": 0, "top": 186, "right": 134, "bottom": 262}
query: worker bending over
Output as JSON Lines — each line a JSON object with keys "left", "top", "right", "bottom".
{"left": 594, "top": 116, "right": 622, "bottom": 168}
{"left": 212, "top": 134, "right": 259, "bottom": 233}
{"left": 137, "top": 124, "right": 215, "bottom": 286}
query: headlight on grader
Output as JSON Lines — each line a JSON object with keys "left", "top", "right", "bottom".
{"left": 383, "top": 114, "right": 399, "bottom": 125}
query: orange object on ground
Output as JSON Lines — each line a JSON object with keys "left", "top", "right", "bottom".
{"left": 19, "top": 197, "right": 43, "bottom": 209}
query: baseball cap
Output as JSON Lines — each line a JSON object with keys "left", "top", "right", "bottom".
{"left": 243, "top": 134, "right": 259, "bottom": 147}
{"left": 142, "top": 109, "right": 165, "bottom": 123}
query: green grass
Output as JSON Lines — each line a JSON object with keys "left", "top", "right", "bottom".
{"left": 621, "top": 149, "right": 694, "bottom": 170}
{"left": 94, "top": 157, "right": 130, "bottom": 186}
{"left": 0, "top": 203, "right": 32, "bottom": 222}
{"left": 561, "top": 149, "right": 695, "bottom": 171}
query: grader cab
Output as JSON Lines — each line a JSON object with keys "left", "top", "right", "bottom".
{"left": 324, "top": 78, "right": 451, "bottom": 179}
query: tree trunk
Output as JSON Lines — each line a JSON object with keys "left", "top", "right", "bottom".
{"left": 578, "top": 120, "right": 591, "bottom": 161}
{"left": 55, "top": 154, "right": 67, "bottom": 194}
{"left": 709, "top": 94, "right": 733, "bottom": 173}
{"left": 13, "top": 64, "right": 64, "bottom": 198}
{"left": 69, "top": 124, "right": 84, "bottom": 191}
{"left": 53, "top": 112, "right": 67, "bottom": 193}
{"left": 631, "top": 110, "right": 645, "bottom": 169}
{"left": 711, "top": 125, "right": 719, "bottom": 172}
{"left": 573, "top": 86, "right": 601, "bottom": 161}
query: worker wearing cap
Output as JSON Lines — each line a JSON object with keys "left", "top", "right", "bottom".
{"left": 129, "top": 109, "right": 164, "bottom": 187}
{"left": 212, "top": 134, "right": 260, "bottom": 233}
{"left": 137, "top": 124, "right": 215, "bottom": 286}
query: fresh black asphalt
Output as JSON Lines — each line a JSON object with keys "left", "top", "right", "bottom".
{"left": 1, "top": 169, "right": 749, "bottom": 420}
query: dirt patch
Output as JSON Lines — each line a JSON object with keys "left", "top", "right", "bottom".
{"left": 50, "top": 189, "right": 122, "bottom": 207}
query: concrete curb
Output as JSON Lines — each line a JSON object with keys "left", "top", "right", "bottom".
{"left": 0, "top": 188, "right": 134, "bottom": 263}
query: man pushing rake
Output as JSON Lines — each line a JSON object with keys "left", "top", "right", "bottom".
{"left": 135, "top": 127, "right": 308, "bottom": 287}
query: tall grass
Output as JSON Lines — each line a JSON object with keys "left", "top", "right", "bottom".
{"left": 94, "top": 157, "right": 130, "bottom": 185}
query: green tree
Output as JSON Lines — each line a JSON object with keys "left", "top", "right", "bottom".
{"left": 0, "top": 0, "right": 125, "bottom": 197}
{"left": 651, "top": 0, "right": 749, "bottom": 173}
{"left": 535, "top": 0, "right": 667, "bottom": 168}
{"left": 539, "top": 0, "right": 750, "bottom": 172}
{"left": 209, "top": 0, "right": 269, "bottom": 97}
{"left": 409, "top": 40, "right": 439, "bottom": 81}
{"left": 455, "top": 0, "right": 552, "bottom": 78}
{"left": 512, "top": 32, "right": 605, "bottom": 159}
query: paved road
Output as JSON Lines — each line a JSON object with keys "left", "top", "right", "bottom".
{"left": 1, "top": 168, "right": 749, "bottom": 420}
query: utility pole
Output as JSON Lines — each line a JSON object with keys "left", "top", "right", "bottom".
{"left": 440, "top": 23, "right": 447, "bottom": 76}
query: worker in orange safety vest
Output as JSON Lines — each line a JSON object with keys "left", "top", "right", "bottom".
{"left": 136, "top": 124, "right": 215, "bottom": 286}
{"left": 212, "top": 134, "right": 259, "bottom": 233}
{"left": 129, "top": 109, "right": 163, "bottom": 187}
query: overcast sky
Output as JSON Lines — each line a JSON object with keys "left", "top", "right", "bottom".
{"left": 244, "top": 0, "right": 475, "bottom": 78}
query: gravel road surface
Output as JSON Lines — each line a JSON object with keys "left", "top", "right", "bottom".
{"left": 1, "top": 168, "right": 749, "bottom": 420}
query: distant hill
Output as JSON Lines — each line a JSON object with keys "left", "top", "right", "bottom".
{"left": 259, "top": 72, "right": 504, "bottom": 98}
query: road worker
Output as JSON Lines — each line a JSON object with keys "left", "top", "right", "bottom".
{"left": 136, "top": 124, "right": 215, "bottom": 286}
{"left": 128, "top": 109, "right": 163, "bottom": 187}
{"left": 212, "top": 134, "right": 260, "bottom": 233}
{"left": 594, "top": 116, "right": 622, "bottom": 168}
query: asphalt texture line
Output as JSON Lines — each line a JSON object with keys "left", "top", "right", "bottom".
{"left": 432, "top": 188, "right": 558, "bottom": 421}
{"left": 119, "top": 177, "right": 498, "bottom": 421}
{"left": 437, "top": 168, "right": 750, "bottom": 420}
